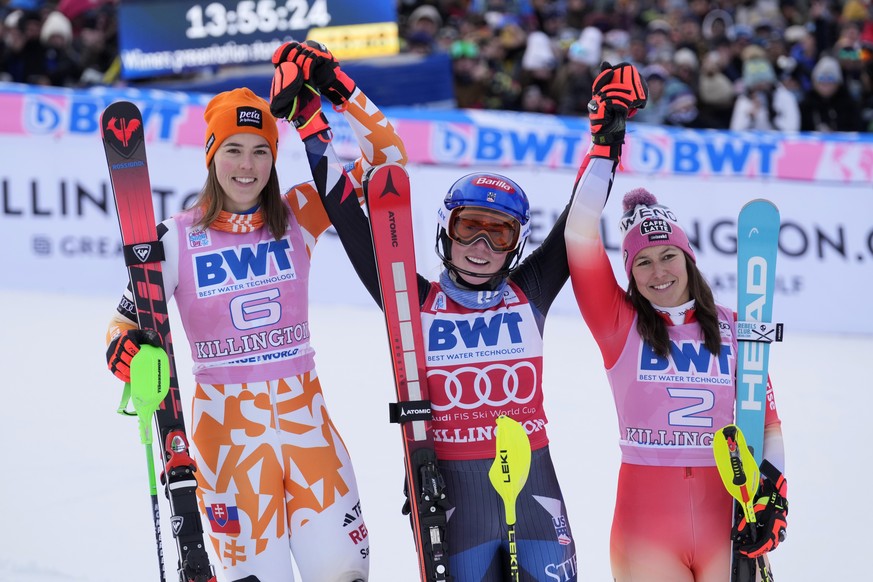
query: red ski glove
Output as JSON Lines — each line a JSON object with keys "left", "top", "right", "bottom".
{"left": 733, "top": 460, "right": 788, "bottom": 558}
{"left": 269, "top": 61, "right": 330, "bottom": 139}
{"left": 107, "top": 329, "right": 162, "bottom": 383}
{"left": 272, "top": 40, "right": 356, "bottom": 107}
{"left": 588, "top": 62, "right": 648, "bottom": 159}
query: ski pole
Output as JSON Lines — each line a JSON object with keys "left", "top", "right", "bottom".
{"left": 118, "top": 343, "right": 171, "bottom": 582}
{"left": 713, "top": 424, "right": 774, "bottom": 582}
{"left": 488, "top": 415, "right": 532, "bottom": 581}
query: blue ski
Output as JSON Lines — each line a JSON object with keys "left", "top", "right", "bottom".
{"left": 725, "top": 198, "right": 782, "bottom": 582}
{"left": 735, "top": 199, "right": 781, "bottom": 464}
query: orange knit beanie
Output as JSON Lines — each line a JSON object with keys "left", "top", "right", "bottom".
{"left": 204, "top": 88, "right": 278, "bottom": 167}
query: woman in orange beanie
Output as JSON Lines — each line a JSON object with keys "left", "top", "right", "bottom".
{"left": 104, "top": 80, "right": 407, "bottom": 580}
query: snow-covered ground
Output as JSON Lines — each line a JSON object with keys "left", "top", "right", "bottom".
{"left": 0, "top": 288, "right": 867, "bottom": 581}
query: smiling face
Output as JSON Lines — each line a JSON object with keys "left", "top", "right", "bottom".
{"left": 212, "top": 133, "right": 273, "bottom": 212}
{"left": 450, "top": 238, "right": 510, "bottom": 286}
{"left": 630, "top": 244, "right": 691, "bottom": 307}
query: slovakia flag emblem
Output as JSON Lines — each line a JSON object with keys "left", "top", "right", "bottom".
{"left": 207, "top": 503, "right": 241, "bottom": 534}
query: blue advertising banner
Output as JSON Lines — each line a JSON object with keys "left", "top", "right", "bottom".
{"left": 118, "top": 0, "right": 398, "bottom": 79}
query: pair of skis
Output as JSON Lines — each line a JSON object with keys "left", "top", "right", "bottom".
{"left": 713, "top": 200, "right": 782, "bottom": 582}
{"left": 101, "top": 101, "right": 217, "bottom": 582}
{"left": 366, "top": 164, "right": 534, "bottom": 581}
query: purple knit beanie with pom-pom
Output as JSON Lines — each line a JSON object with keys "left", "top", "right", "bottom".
{"left": 618, "top": 188, "right": 696, "bottom": 279}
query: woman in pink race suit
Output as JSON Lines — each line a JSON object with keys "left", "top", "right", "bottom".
{"left": 564, "top": 62, "right": 789, "bottom": 581}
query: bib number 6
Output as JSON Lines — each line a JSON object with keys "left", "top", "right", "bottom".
{"left": 229, "top": 289, "right": 282, "bottom": 330}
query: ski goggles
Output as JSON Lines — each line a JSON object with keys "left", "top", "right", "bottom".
{"left": 447, "top": 206, "right": 521, "bottom": 252}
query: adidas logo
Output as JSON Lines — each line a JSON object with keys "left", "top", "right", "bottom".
{"left": 342, "top": 513, "right": 357, "bottom": 527}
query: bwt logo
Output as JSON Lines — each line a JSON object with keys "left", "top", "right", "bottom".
{"left": 195, "top": 239, "right": 293, "bottom": 287}
{"left": 429, "top": 312, "right": 523, "bottom": 350}
{"left": 640, "top": 341, "right": 732, "bottom": 375}
{"left": 473, "top": 176, "right": 514, "bottom": 192}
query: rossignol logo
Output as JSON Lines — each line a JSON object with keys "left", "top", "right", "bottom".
{"left": 104, "top": 116, "right": 140, "bottom": 148}
{"left": 171, "top": 516, "right": 184, "bottom": 535}
{"left": 236, "top": 106, "right": 263, "bottom": 128}
{"left": 102, "top": 103, "right": 142, "bottom": 159}
{"left": 473, "top": 176, "right": 514, "bottom": 193}
{"left": 132, "top": 244, "right": 151, "bottom": 262}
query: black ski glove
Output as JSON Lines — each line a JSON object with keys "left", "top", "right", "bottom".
{"left": 269, "top": 61, "right": 330, "bottom": 139}
{"left": 588, "top": 61, "right": 648, "bottom": 160}
{"left": 733, "top": 460, "right": 788, "bottom": 558}
{"left": 272, "top": 40, "right": 356, "bottom": 107}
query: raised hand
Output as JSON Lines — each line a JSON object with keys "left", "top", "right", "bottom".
{"left": 588, "top": 62, "right": 648, "bottom": 159}
{"left": 269, "top": 61, "right": 330, "bottom": 138}
{"left": 272, "top": 40, "right": 356, "bottom": 107}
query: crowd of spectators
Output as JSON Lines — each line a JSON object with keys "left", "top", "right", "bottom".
{"left": 0, "top": 0, "right": 118, "bottom": 87}
{"left": 2, "top": 0, "right": 872, "bottom": 133}
{"left": 398, "top": 0, "right": 873, "bottom": 132}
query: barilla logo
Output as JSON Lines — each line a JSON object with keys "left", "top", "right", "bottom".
{"left": 237, "top": 106, "right": 263, "bottom": 129}
{"left": 473, "top": 176, "right": 514, "bottom": 193}
{"left": 640, "top": 218, "right": 672, "bottom": 241}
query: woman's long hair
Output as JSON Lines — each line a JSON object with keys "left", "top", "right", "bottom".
{"left": 627, "top": 251, "right": 722, "bottom": 359}
{"left": 193, "top": 163, "right": 288, "bottom": 240}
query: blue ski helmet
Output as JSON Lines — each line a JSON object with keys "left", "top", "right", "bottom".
{"left": 436, "top": 173, "right": 532, "bottom": 280}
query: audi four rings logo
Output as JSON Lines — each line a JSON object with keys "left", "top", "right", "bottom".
{"left": 428, "top": 362, "right": 537, "bottom": 410}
